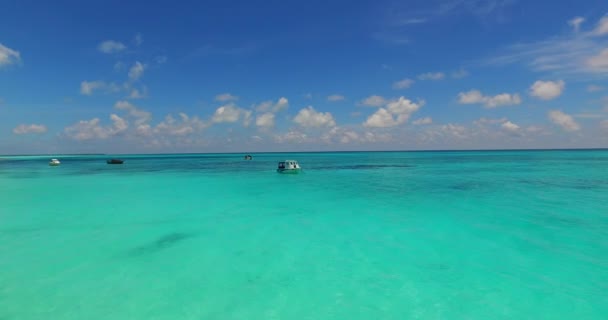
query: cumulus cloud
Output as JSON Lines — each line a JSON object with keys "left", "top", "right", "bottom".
{"left": 319, "top": 127, "right": 392, "bottom": 145}
{"left": 154, "top": 113, "right": 206, "bottom": 136}
{"left": 364, "top": 96, "right": 423, "bottom": 127}
{"left": 586, "top": 49, "right": 608, "bottom": 72}
{"left": 274, "top": 130, "right": 309, "bottom": 143}
{"left": 80, "top": 81, "right": 106, "bottom": 95}
{"left": 114, "top": 100, "right": 151, "bottom": 125}
{"left": 458, "top": 89, "right": 522, "bottom": 108}
{"left": 441, "top": 124, "right": 467, "bottom": 139}
{"left": 327, "top": 94, "right": 345, "bottom": 101}
{"left": 418, "top": 72, "right": 445, "bottom": 80}
{"left": 129, "top": 86, "right": 148, "bottom": 99}
{"left": 364, "top": 108, "right": 398, "bottom": 128}
{"left": 392, "top": 78, "right": 414, "bottom": 89}
{"left": 568, "top": 17, "right": 585, "bottom": 33}
{"left": 64, "top": 114, "right": 128, "bottom": 140}
{"left": 98, "top": 40, "right": 126, "bottom": 54}
{"left": 293, "top": 106, "right": 336, "bottom": 128}
{"left": 501, "top": 121, "right": 520, "bottom": 132}
{"left": 212, "top": 104, "right": 251, "bottom": 125}
{"left": 413, "top": 117, "right": 433, "bottom": 125}
{"left": 128, "top": 61, "right": 145, "bottom": 80}
{"left": 256, "top": 112, "right": 275, "bottom": 128}
{"left": 13, "top": 124, "right": 47, "bottom": 134}
{"left": 548, "top": 110, "right": 580, "bottom": 131}
{"left": 593, "top": 15, "right": 608, "bottom": 36}
{"left": 254, "top": 97, "right": 289, "bottom": 113}
{"left": 530, "top": 80, "right": 565, "bottom": 100}
{"left": 360, "top": 95, "right": 387, "bottom": 107}
{"left": 215, "top": 93, "right": 239, "bottom": 102}
{"left": 0, "top": 43, "right": 21, "bottom": 67}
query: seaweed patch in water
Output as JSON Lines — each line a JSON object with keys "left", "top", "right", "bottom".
{"left": 128, "top": 232, "right": 194, "bottom": 257}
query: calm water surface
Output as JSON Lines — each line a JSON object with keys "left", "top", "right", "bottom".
{"left": 1, "top": 151, "right": 607, "bottom": 319}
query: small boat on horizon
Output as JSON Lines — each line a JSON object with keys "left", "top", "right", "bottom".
{"left": 49, "top": 159, "right": 61, "bottom": 166}
{"left": 107, "top": 159, "right": 124, "bottom": 164}
{"left": 277, "top": 160, "right": 301, "bottom": 173}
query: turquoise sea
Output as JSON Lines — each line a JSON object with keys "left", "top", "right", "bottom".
{"left": 1, "top": 150, "right": 607, "bottom": 319}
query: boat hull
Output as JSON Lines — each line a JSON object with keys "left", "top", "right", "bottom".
{"left": 277, "top": 169, "right": 301, "bottom": 174}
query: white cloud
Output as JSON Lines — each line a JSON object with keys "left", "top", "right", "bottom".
{"left": 418, "top": 72, "right": 445, "bottom": 80}
{"left": 0, "top": 43, "right": 21, "bottom": 67}
{"left": 327, "top": 94, "right": 345, "bottom": 101}
{"left": 586, "top": 49, "right": 608, "bottom": 72}
{"left": 318, "top": 127, "right": 392, "bottom": 145}
{"left": 360, "top": 95, "right": 387, "bottom": 107}
{"left": 501, "top": 121, "right": 520, "bottom": 132}
{"left": 80, "top": 81, "right": 106, "bottom": 95}
{"left": 64, "top": 114, "right": 128, "bottom": 140}
{"left": 303, "top": 93, "right": 313, "bottom": 99}
{"left": 254, "top": 97, "right": 289, "bottom": 113}
{"left": 293, "top": 106, "right": 336, "bottom": 128}
{"left": 134, "top": 33, "right": 143, "bottom": 46}
{"left": 587, "top": 85, "right": 604, "bottom": 92}
{"left": 441, "top": 124, "right": 467, "bottom": 139}
{"left": 364, "top": 96, "right": 423, "bottom": 127}
{"left": 568, "top": 17, "right": 585, "bottom": 33}
{"left": 487, "top": 15, "right": 608, "bottom": 77}
{"left": 98, "top": 40, "right": 126, "bottom": 54}
{"left": 128, "top": 61, "right": 145, "bottom": 80}
{"left": 548, "top": 110, "right": 580, "bottom": 131}
{"left": 274, "top": 130, "right": 309, "bottom": 143}
{"left": 215, "top": 93, "right": 239, "bottom": 102}
{"left": 392, "top": 78, "right": 414, "bottom": 89}
{"left": 129, "top": 86, "right": 148, "bottom": 99}
{"left": 110, "top": 114, "right": 128, "bottom": 134}
{"left": 458, "top": 89, "right": 522, "bottom": 108}
{"left": 114, "top": 100, "right": 151, "bottom": 125}
{"left": 256, "top": 112, "right": 275, "bottom": 128}
{"left": 451, "top": 68, "right": 469, "bottom": 79}
{"left": 364, "top": 108, "right": 397, "bottom": 128}
{"left": 593, "top": 15, "right": 608, "bottom": 36}
{"left": 212, "top": 104, "right": 251, "bottom": 124}
{"left": 485, "top": 93, "right": 522, "bottom": 108}
{"left": 413, "top": 117, "right": 433, "bottom": 125}
{"left": 529, "top": 80, "right": 565, "bottom": 100}
{"left": 474, "top": 117, "right": 508, "bottom": 125}
{"left": 458, "top": 90, "right": 484, "bottom": 104}
{"left": 154, "top": 113, "right": 206, "bottom": 136}
{"left": 13, "top": 124, "right": 47, "bottom": 134}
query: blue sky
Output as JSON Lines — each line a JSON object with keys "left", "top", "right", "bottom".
{"left": 1, "top": 0, "right": 608, "bottom": 154}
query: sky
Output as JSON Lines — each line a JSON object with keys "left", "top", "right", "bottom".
{"left": 1, "top": 0, "right": 608, "bottom": 154}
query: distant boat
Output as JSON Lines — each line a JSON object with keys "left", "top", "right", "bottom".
{"left": 107, "top": 159, "right": 124, "bottom": 164}
{"left": 277, "top": 160, "right": 301, "bottom": 173}
{"left": 49, "top": 159, "right": 61, "bottom": 166}
{"left": 244, "top": 155, "right": 253, "bottom": 160}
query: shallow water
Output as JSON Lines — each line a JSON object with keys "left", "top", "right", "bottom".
{"left": 1, "top": 150, "right": 607, "bottom": 319}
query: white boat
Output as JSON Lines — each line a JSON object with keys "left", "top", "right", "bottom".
{"left": 277, "top": 160, "right": 301, "bottom": 173}
{"left": 49, "top": 159, "right": 61, "bottom": 166}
